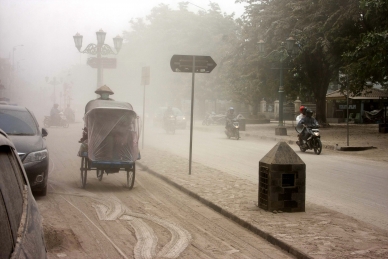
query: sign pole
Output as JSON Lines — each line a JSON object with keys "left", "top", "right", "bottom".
{"left": 141, "top": 66, "right": 150, "bottom": 149}
{"left": 189, "top": 56, "right": 196, "bottom": 175}
{"left": 142, "top": 83, "right": 146, "bottom": 149}
{"left": 170, "top": 55, "right": 216, "bottom": 175}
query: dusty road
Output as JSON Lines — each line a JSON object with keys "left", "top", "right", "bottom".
{"left": 143, "top": 122, "right": 388, "bottom": 231}
{"left": 36, "top": 124, "right": 292, "bottom": 259}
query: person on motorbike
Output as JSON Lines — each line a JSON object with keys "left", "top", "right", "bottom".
{"left": 225, "top": 107, "right": 235, "bottom": 130}
{"left": 50, "top": 103, "right": 61, "bottom": 124}
{"left": 297, "top": 109, "right": 318, "bottom": 148}
{"left": 296, "top": 106, "right": 307, "bottom": 124}
{"left": 163, "top": 106, "right": 175, "bottom": 128}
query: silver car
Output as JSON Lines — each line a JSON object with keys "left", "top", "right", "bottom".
{"left": 0, "top": 129, "right": 47, "bottom": 258}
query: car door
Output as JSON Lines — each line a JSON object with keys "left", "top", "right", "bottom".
{"left": 0, "top": 140, "right": 47, "bottom": 258}
{"left": 0, "top": 144, "right": 25, "bottom": 258}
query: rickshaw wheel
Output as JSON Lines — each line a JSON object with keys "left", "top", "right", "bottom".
{"left": 127, "top": 164, "right": 135, "bottom": 190}
{"left": 80, "top": 157, "right": 88, "bottom": 188}
{"left": 97, "top": 169, "right": 103, "bottom": 181}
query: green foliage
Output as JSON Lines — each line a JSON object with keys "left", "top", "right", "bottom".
{"left": 342, "top": 0, "right": 388, "bottom": 90}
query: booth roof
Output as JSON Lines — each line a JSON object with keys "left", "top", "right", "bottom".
{"left": 326, "top": 88, "right": 388, "bottom": 100}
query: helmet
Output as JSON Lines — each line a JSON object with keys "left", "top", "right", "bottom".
{"left": 299, "top": 105, "right": 305, "bottom": 113}
{"left": 228, "top": 107, "right": 234, "bottom": 114}
{"left": 306, "top": 109, "right": 313, "bottom": 117}
{"left": 302, "top": 106, "right": 308, "bottom": 115}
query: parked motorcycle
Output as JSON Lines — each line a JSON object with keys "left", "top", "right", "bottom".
{"left": 164, "top": 115, "right": 176, "bottom": 134}
{"left": 295, "top": 125, "right": 322, "bottom": 155}
{"left": 225, "top": 119, "right": 240, "bottom": 140}
{"left": 44, "top": 112, "right": 69, "bottom": 128}
{"left": 202, "top": 112, "right": 226, "bottom": 125}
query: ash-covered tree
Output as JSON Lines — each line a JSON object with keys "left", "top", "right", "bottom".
{"left": 342, "top": 0, "right": 388, "bottom": 91}
{"left": 234, "top": 0, "right": 361, "bottom": 123}
{"left": 121, "top": 2, "right": 239, "bottom": 116}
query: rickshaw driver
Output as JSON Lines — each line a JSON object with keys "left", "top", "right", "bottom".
{"left": 78, "top": 85, "right": 115, "bottom": 143}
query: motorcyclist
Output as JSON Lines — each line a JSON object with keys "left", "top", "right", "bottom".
{"left": 50, "top": 103, "right": 61, "bottom": 124}
{"left": 225, "top": 107, "right": 235, "bottom": 130}
{"left": 296, "top": 106, "right": 307, "bottom": 145}
{"left": 297, "top": 109, "right": 319, "bottom": 147}
{"left": 296, "top": 106, "right": 307, "bottom": 124}
{"left": 163, "top": 106, "right": 175, "bottom": 129}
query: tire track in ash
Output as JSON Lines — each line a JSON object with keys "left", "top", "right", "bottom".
{"left": 49, "top": 181, "right": 191, "bottom": 259}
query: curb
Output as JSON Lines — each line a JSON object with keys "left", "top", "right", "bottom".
{"left": 238, "top": 131, "right": 338, "bottom": 150}
{"left": 137, "top": 162, "right": 313, "bottom": 259}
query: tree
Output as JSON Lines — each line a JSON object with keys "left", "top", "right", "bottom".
{"left": 342, "top": 0, "right": 388, "bottom": 91}
{"left": 120, "top": 2, "right": 239, "bottom": 116}
{"left": 233, "top": 0, "right": 361, "bottom": 123}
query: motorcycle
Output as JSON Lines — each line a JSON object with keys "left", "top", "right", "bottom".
{"left": 164, "top": 115, "right": 176, "bottom": 134}
{"left": 225, "top": 119, "right": 240, "bottom": 140}
{"left": 44, "top": 112, "right": 69, "bottom": 128}
{"left": 202, "top": 112, "right": 226, "bottom": 125}
{"left": 64, "top": 110, "right": 75, "bottom": 123}
{"left": 295, "top": 125, "right": 322, "bottom": 155}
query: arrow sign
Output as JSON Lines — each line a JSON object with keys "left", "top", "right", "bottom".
{"left": 170, "top": 55, "right": 217, "bottom": 73}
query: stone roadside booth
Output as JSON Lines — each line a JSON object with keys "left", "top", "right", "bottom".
{"left": 258, "top": 141, "right": 306, "bottom": 212}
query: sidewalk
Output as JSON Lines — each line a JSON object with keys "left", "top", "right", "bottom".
{"left": 138, "top": 122, "right": 388, "bottom": 259}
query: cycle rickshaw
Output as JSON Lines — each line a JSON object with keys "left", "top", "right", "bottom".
{"left": 77, "top": 98, "right": 140, "bottom": 189}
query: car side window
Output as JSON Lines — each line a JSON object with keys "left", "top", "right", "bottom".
{"left": 0, "top": 145, "right": 25, "bottom": 247}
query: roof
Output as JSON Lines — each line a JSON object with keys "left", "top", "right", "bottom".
{"left": 85, "top": 99, "right": 133, "bottom": 113}
{"left": 326, "top": 88, "right": 388, "bottom": 100}
{"left": 0, "top": 104, "right": 26, "bottom": 111}
{"left": 0, "top": 129, "right": 16, "bottom": 149}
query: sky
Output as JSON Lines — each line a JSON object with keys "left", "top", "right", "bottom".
{"left": 0, "top": 0, "right": 246, "bottom": 84}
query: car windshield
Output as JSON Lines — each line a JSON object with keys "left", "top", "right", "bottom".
{"left": 0, "top": 109, "right": 37, "bottom": 135}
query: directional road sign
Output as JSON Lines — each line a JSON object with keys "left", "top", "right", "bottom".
{"left": 170, "top": 55, "right": 217, "bottom": 73}
{"left": 87, "top": 57, "right": 117, "bottom": 69}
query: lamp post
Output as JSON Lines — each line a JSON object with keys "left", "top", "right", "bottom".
{"left": 258, "top": 37, "right": 297, "bottom": 135}
{"left": 12, "top": 45, "right": 24, "bottom": 71}
{"left": 73, "top": 29, "right": 123, "bottom": 89}
{"left": 45, "top": 77, "right": 62, "bottom": 105}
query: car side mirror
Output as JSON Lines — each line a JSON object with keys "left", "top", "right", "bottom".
{"left": 42, "top": 128, "right": 48, "bottom": 137}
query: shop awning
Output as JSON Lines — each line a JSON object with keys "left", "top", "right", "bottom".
{"left": 326, "top": 88, "right": 388, "bottom": 100}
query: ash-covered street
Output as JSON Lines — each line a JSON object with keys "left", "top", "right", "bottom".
{"left": 36, "top": 124, "right": 292, "bottom": 259}
{"left": 144, "top": 122, "right": 388, "bottom": 231}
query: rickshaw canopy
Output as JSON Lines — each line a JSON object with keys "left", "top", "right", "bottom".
{"left": 83, "top": 99, "right": 139, "bottom": 163}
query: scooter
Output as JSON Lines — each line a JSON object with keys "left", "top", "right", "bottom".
{"left": 164, "top": 115, "right": 176, "bottom": 134}
{"left": 296, "top": 125, "right": 322, "bottom": 155}
{"left": 44, "top": 112, "right": 69, "bottom": 128}
{"left": 225, "top": 119, "right": 240, "bottom": 140}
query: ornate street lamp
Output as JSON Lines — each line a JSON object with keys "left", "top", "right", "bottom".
{"left": 258, "top": 37, "right": 298, "bottom": 135}
{"left": 73, "top": 29, "right": 123, "bottom": 89}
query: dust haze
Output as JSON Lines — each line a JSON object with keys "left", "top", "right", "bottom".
{"left": 0, "top": 0, "right": 245, "bottom": 125}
